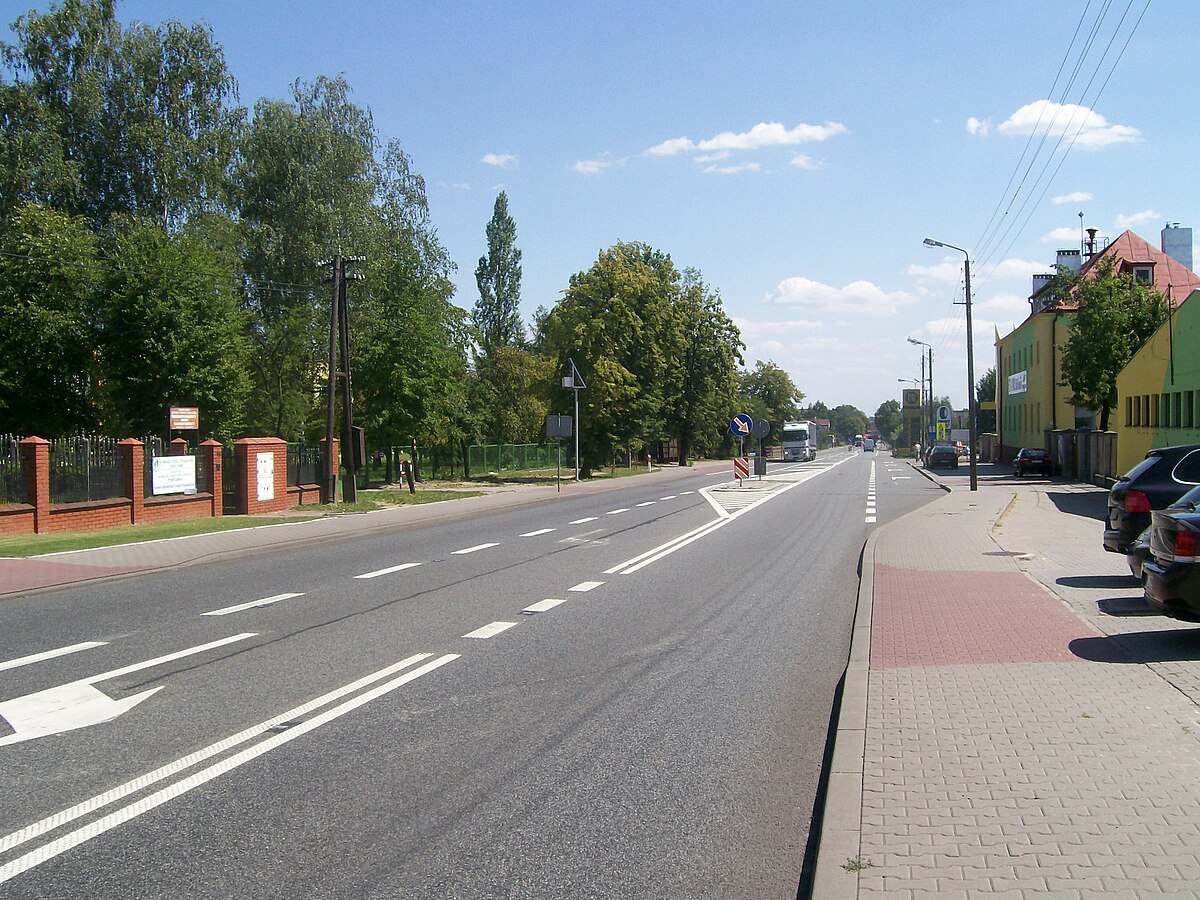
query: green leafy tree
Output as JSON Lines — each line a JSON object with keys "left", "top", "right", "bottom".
{"left": 99, "top": 221, "right": 250, "bottom": 438}
{"left": 739, "top": 360, "right": 804, "bottom": 440}
{"left": 472, "top": 190, "right": 523, "bottom": 359}
{"left": 0, "top": 203, "right": 100, "bottom": 435}
{"left": 976, "top": 367, "right": 996, "bottom": 432}
{"left": 830, "top": 404, "right": 869, "bottom": 442}
{"left": 1059, "top": 257, "right": 1168, "bottom": 431}
{"left": 873, "top": 399, "right": 901, "bottom": 442}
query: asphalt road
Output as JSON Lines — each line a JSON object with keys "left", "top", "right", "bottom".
{"left": 0, "top": 449, "right": 941, "bottom": 898}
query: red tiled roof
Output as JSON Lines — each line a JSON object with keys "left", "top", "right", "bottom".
{"left": 1045, "top": 230, "right": 1200, "bottom": 310}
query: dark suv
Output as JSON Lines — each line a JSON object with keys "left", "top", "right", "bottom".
{"left": 1013, "top": 448, "right": 1052, "bottom": 477}
{"left": 1104, "top": 444, "right": 1200, "bottom": 554}
{"left": 927, "top": 445, "right": 958, "bottom": 469}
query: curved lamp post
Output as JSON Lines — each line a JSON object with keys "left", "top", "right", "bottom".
{"left": 923, "top": 237, "right": 977, "bottom": 491}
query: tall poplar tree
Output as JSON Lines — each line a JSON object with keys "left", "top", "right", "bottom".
{"left": 472, "top": 191, "right": 523, "bottom": 359}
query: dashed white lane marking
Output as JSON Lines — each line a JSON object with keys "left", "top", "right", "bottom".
{"left": 353, "top": 563, "right": 421, "bottom": 580}
{"left": 636, "top": 501, "right": 656, "bottom": 507}
{"left": 452, "top": 542, "right": 500, "bottom": 555}
{"left": 569, "top": 516, "right": 598, "bottom": 524}
{"left": 569, "top": 581, "right": 603, "bottom": 592}
{"left": 83, "top": 633, "right": 258, "bottom": 686}
{"left": 519, "top": 528, "right": 555, "bottom": 537}
{"left": 866, "top": 516, "right": 877, "bottom": 523}
{"left": 0, "top": 652, "right": 454, "bottom": 883}
{"left": 522, "top": 598, "right": 567, "bottom": 614}
{"left": 0, "top": 642, "right": 107, "bottom": 673}
{"left": 463, "top": 621, "right": 518, "bottom": 639}
{"left": 606, "top": 508, "right": 629, "bottom": 515}
{"left": 680, "top": 491, "right": 695, "bottom": 495}
{"left": 659, "top": 495, "right": 677, "bottom": 500}
{"left": 203, "top": 593, "right": 306, "bottom": 615}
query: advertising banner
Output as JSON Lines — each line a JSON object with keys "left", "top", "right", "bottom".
{"left": 151, "top": 456, "right": 197, "bottom": 496}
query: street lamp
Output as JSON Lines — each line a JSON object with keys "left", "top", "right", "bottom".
{"left": 907, "top": 337, "right": 933, "bottom": 450}
{"left": 923, "top": 237, "right": 977, "bottom": 491}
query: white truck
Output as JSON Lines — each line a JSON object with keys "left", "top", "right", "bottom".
{"left": 781, "top": 420, "right": 818, "bottom": 462}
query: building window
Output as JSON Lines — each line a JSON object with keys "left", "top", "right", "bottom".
{"left": 1143, "top": 395, "right": 1151, "bottom": 426}
{"left": 1174, "top": 393, "right": 1183, "bottom": 429}
{"left": 1187, "top": 391, "right": 1196, "bottom": 428}
{"left": 1152, "top": 394, "right": 1161, "bottom": 427}
{"left": 1133, "top": 266, "right": 1153, "bottom": 284}
{"left": 1126, "top": 396, "right": 1134, "bottom": 427}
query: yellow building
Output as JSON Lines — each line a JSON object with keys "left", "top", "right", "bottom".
{"left": 1114, "top": 289, "right": 1200, "bottom": 474}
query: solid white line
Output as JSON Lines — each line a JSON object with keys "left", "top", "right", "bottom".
{"left": 353, "top": 562, "right": 421, "bottom": 580}
{"left": 463, "top": 621, "right": 518, "bottom": 639}
{"left": 202, "top": 593, "right": 305, "bottom": 616}
{"left": 568, "top": 581, "right": 603, "bottom": 592}
{"left": 82, "top": 634, "right": 257, "bottom": 686}
{"left": 519, "top": 528, "right": 556, "bottom": 537}
{"left": 452, "top": 543, "right": 499, "bottom": 555}
{"left": 606, "top": 508, "right": 629, "bottom": 515}
{"left": 0, "top": 653, "right": 454, "bottom": 884}
{"left": 636, "top": 501, "right": 656, "bottom": 507}
{"left": 569, "top": 516, "right": 597, "bottom": 524}
{"left": 523, "top": 598, "right": 568, "bottom": 614}
{"left": 0, "top": 642, "right": 106, "bottom": 673}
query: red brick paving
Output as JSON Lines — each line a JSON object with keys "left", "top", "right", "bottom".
{"left": 872, "top": 564, "right": 1099, "bottom": 668}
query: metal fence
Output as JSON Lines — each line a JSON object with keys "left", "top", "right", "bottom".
{"left": 0, "top": 434, "right": 23, "bottom": 504}
{"left": 141, "top": 436, "right": 168, "bottom": 496}
{"left": 467, "top": 443, "right": 561, "bottom": 474}
{"left": 48, "top": 435, "right": 125, "bottom": 503}
{"left": 287, "top": 443, "right": 322, "bottom": 486}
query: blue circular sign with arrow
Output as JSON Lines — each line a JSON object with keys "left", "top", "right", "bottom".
{"left": 730, "top": 413, "right": 754, "bottom": 437}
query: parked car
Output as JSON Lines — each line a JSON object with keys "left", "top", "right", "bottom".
{"left": 1126, "top": 526, "right": 1152, "bottom": 583}
{"left": 927, "top": 445, "right": 958, "bottom": 469}
{"left": 1142, "top": 488, "right": 1200, "bottom": 620}
{"left": 1013, "top": 448, "right": 1052, "bottom": 478}
{"left": 1104, "top": 444, "right": 1200, "bottom": 554}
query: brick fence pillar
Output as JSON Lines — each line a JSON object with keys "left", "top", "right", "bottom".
{"left": 200, "top": 439, "right": 222, "bottom": 518}
{"left": 19, "top": 436, "right": 50, "bottom": 534}
{"left": 235, "top": 437, "right": 289, "bottom": 515}
{"left": 170, "top": 437, "right": 189, "bottom": 456}
{"left": 119, "top": 438, "right": 144, "bottom": 526}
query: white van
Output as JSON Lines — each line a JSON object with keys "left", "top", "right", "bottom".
{"left": 863, "top": 438, "right": 876, "bottom": 452}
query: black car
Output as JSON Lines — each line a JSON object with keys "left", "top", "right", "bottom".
{"left": 1142, "top": 492, "right": 1200, "bottom": 621}
{"left": 1126, "top": 526, "right": 1152, "bottom": 583}
{"left": 1013, "top": 448, "right": 1052, "bottom": 477}
{"left": 927, "top": 445, "right": 958, "bottom": 469}
{"left": 1103, "top": 444, "right": 1200, "bottom": 554}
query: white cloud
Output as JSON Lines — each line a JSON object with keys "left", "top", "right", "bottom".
{"left": 997, "top": 99, "right": 1140, "bottom": 149}
{"left": 988, "top": 258, "right": 1046, "bottom": 279}
{"left": 907, "top": 261, "right": 963, "bottom": 283}
{"left": 573, "top": 157, "right": 613, "bottom": 175}
{"left": 976, "top": 292, "right": 1028, "bottom": 315}
{"left": 646, "top": 120, "right": 847, "bottom": 157}
{"left": 764, "top": 276, "right": 916, "bottom": 315}
{"left": 1052, "top": 191, "right": 1093, "bottom": 204}
{"left": 789, "top": 154, "right": 819, "bottom": 169}
{"left": 1115, "top": 209, "right": 1160, "bottom": 229}
{"left": 966, "top": 116, "right": 990, "bottom": 136}
{"left": 704, "top": 162, "right": 761, "bottom": 175}
{"left": 1041, "top": 227, "right": 1079, "bottom": 243}
{"left": 482, "top": 153, "right": 517, "bottom": 168}
{"left": 694, "top": 151, "right": 731, "bottom": 163}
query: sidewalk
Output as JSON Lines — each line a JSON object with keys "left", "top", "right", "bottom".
{"left": 816, "top": 457, "right": 1200, "bottom": 898}
{"left": 0, "top": 460, "right": 733, "bottom": 597}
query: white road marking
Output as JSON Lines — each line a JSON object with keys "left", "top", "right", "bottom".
{"left": 203, "top": 592, "right": 306, "bottom": 615}
{"left": 463, "top": 621, "right": 518, "bottom": 639}
{"left": 83, "top": 633, "right": 257, "bottom": 686}
{"left": 452, "top": 542, "right": 500, "bottom": 555}
{"left": 866, "top": 516, "right": 877, "bottom": 523}
{"left": 892, "top": 476, "right": 911, "bottom": 480}
{"left": 636, "top": 501, "right": 656, "bottom": 507}
{"left": 0, "top": 653, "right": 454, "bottom": 883}
{"left": 680, "top": 491, "right": 695, "bottom": 495}
{"left": 0, "top": 641, "right": 106, "bottom": 673}
{"left": 606, "top": 508, "right": 629, "bottom": 515}
{"left": 353, "top": 563, "right": 420, "bottom": 580}
{"left": 522, "top": 598, "right": 567, "bottom": 614}
{"left": 659, "top": 495, "right": 677, "bottom": 500}
{"left": 519, "top": 528, "right": 556, "bottom": 537}
{"left": 569, "top": 516, "right": 597, "bottom": 524}
{"left": 569, "top": 581, "right": 603, "bottom": 592}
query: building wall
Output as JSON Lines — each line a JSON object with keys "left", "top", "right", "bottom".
{"left": 996, "top": 311, "right": 1076, "bottom": 457}
{"left": 1115, "top": 290, "right": 1200, "bottom": 474}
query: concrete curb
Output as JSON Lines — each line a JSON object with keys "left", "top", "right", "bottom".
{"left": 811, "top": 526, "right": 879, "bottom": 899}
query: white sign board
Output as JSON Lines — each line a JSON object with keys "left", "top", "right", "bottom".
{"left": 151, "top": 456, "right": 197, "bottom": 496}
{"left": 1008, "top": 370, "right": 1028, "bottom": 395}
{"left": 256, "top": 452, "right": 275, "bottom": 502}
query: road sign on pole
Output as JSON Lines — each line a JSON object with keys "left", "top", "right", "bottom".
{"left": 730, "top": 413, "right": 753, "bottom": 437}
{"left": 733, "top": 457, "right": 750, "bottom": 480}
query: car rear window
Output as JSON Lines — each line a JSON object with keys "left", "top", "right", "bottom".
{"left": 1121, "top": 456, "right": 1160, "bottom": 482}
{"left": 1025, "top": 450, "right": 1047, "bottom": 458}
{"left": 1173, "top": 449, "right": 1200, "bottom": 484}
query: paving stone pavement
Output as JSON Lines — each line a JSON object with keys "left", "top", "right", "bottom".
{"left": 815, "top": 458, "right": 1200, "bottom": 899}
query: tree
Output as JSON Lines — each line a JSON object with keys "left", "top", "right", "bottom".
{"left": 99, "top": 221, "right": 251, "bottom": 438}
{"left": 873, "top": 399, "right": 901, "bottom": 442}
{"left": 976, "top": 367, "right": 996, "bottom": 433}
{"left": 1059, "top": 257, "right": 1168, "bottom": 431}
{"left": 739, "top": 360, "right": 804, "bottom": 440}
{"left": 830, "top": 404, "right": 869, "bottom": 442}
{"left": 0, "top": 203, "right": 100, "bottom": 435}
{"left": 472, "top": 191, "right": 523, "bottom": 359}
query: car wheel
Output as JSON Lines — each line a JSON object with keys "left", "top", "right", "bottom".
{"left": 1014, "top": 470, "right": 1021, "bottom": 478}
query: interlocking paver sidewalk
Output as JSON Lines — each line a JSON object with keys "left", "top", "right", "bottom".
{"left": 816, "top": 458, "right": 1200, "bottom": 898}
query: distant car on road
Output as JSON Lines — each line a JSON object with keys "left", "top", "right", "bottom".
{"left": 927, "top": 445, "right": 958, "bottom": 469}
{"left": 1013, "top": 448, "right": 1052, "bottom": 478}
{"left": 1142, "top": 486, "right": 1200, "bottom": 620}
{"left": 1104, "top": 444, "right": 1200, "bottom": 554}
{"left": 863, "top": 438, "right": 875, "bottom": 452}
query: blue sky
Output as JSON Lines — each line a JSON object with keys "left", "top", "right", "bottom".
{"left": 4, "top": 0, "right": 1194, "bottom": 416}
